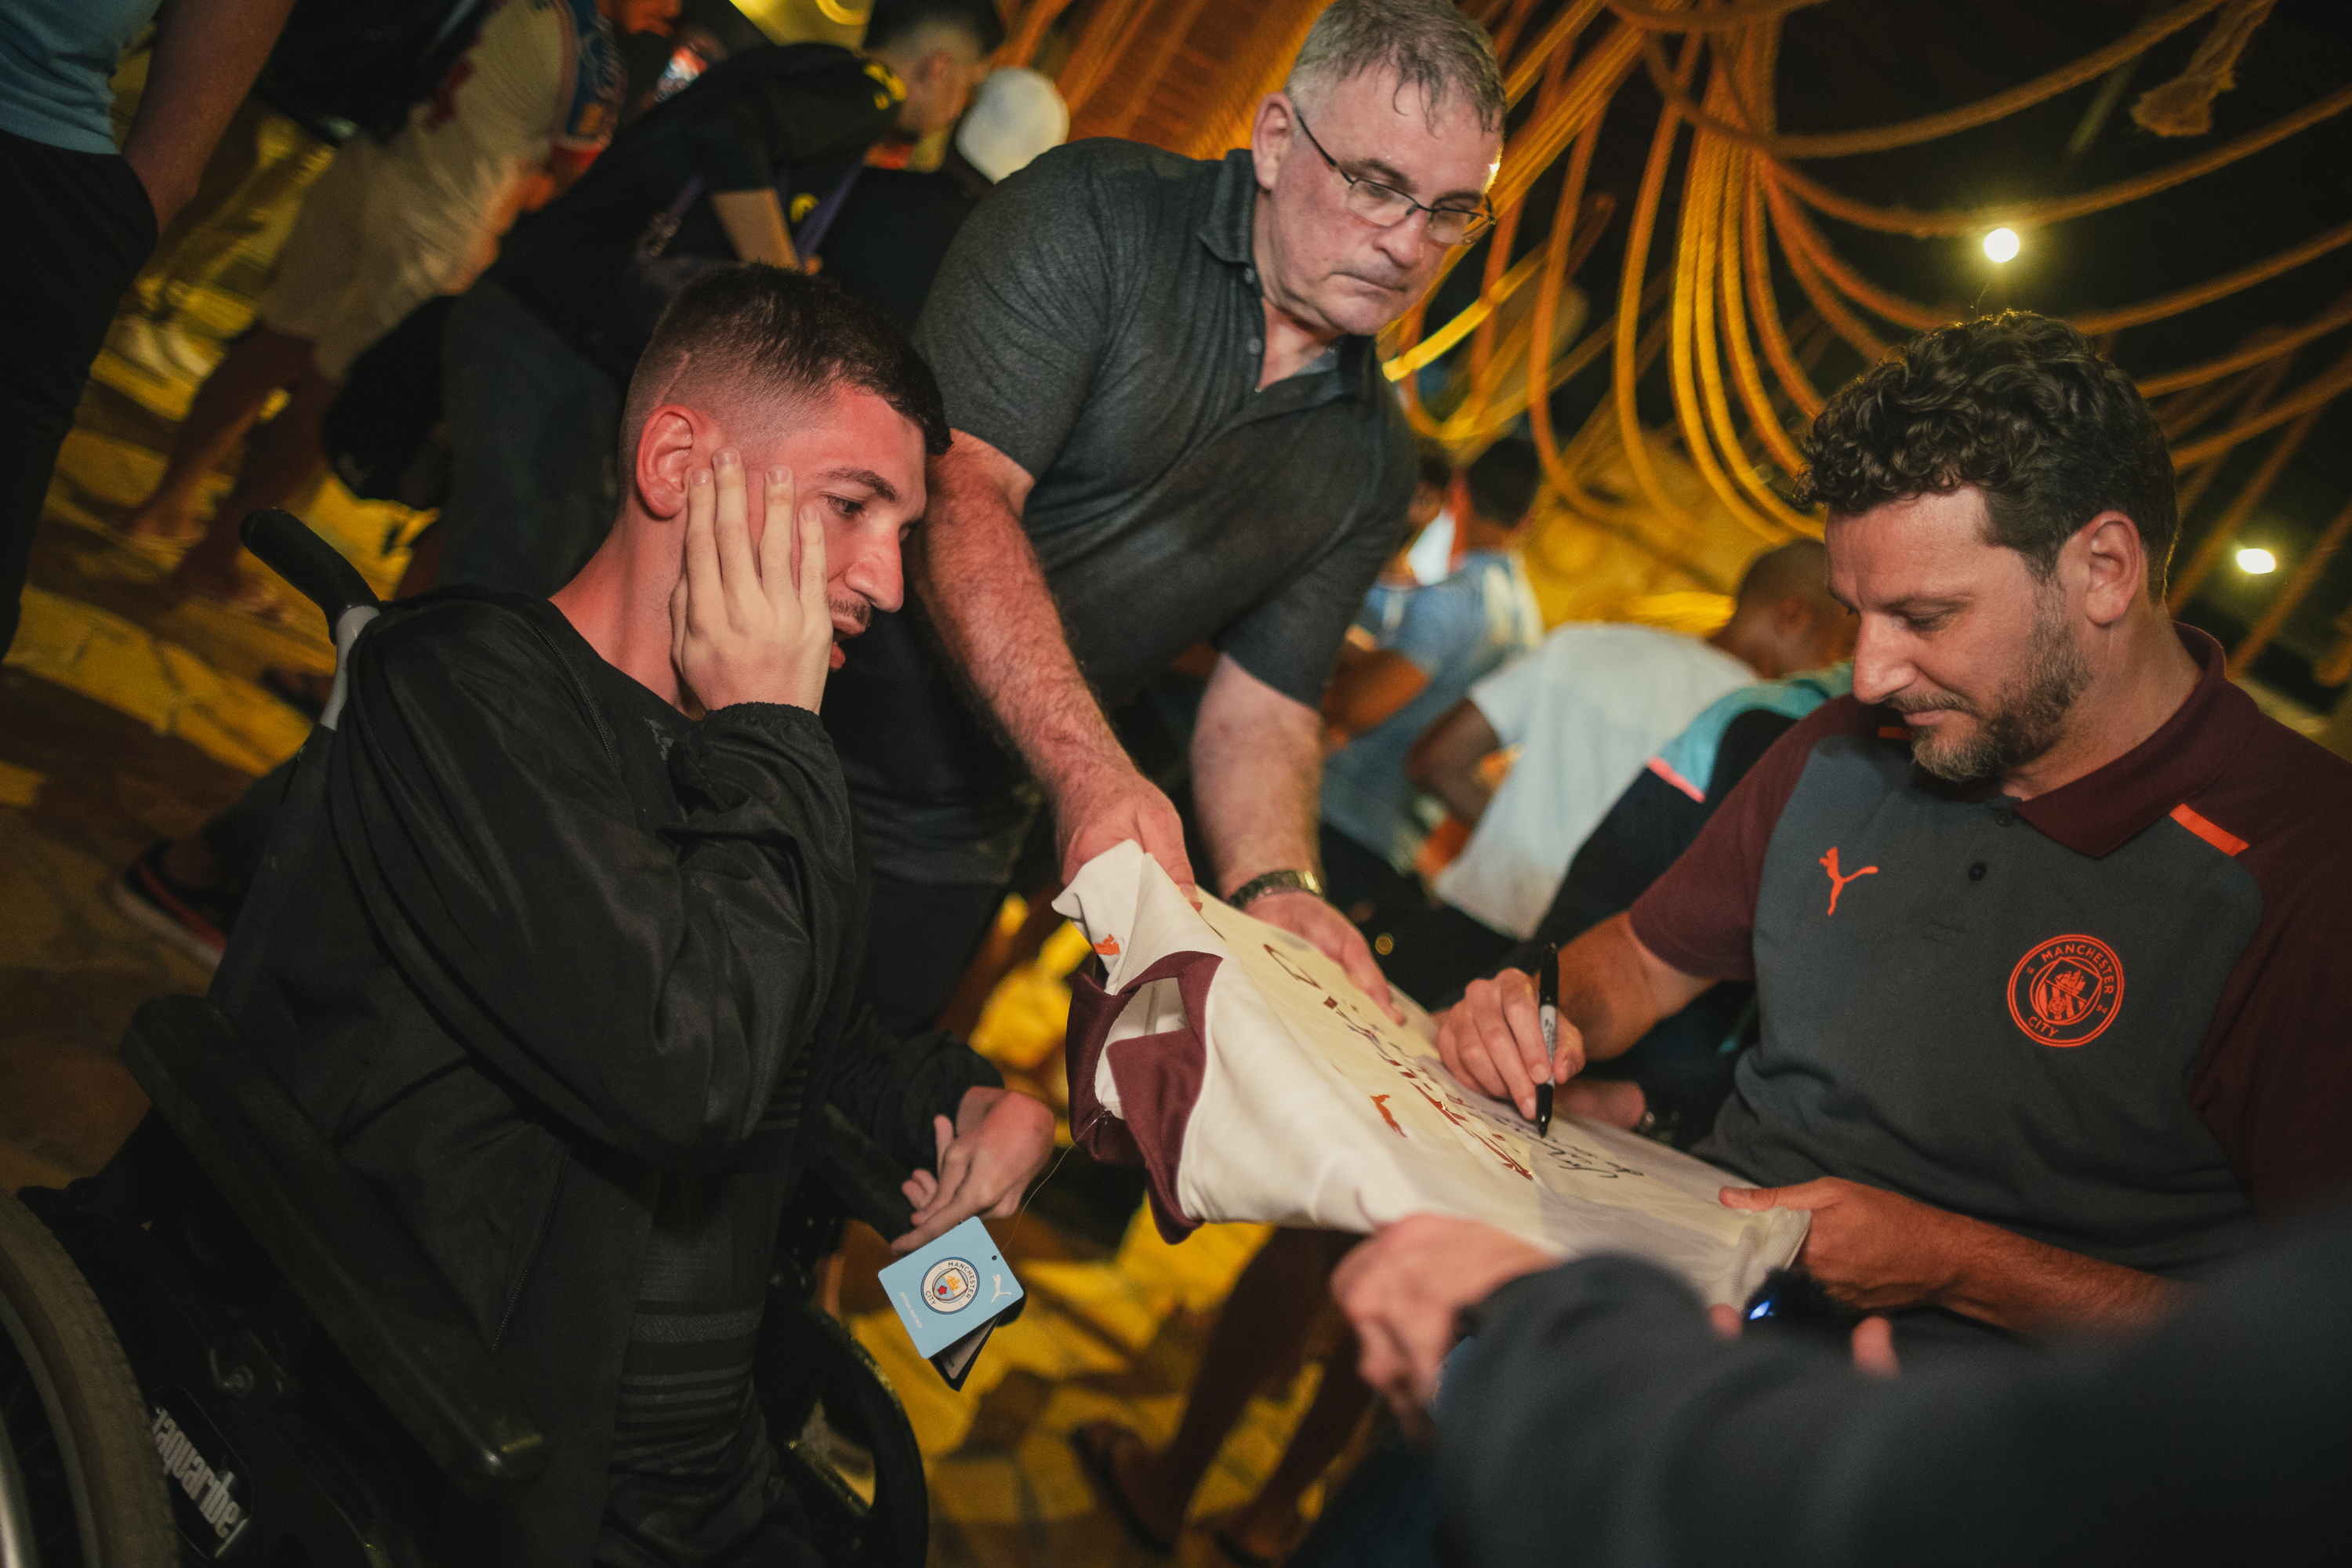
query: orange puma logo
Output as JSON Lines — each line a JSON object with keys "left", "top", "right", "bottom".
{"left": 1819, "top": 846, "right": 1878, "bottom": 915}
{"left": 1092, "top": 935, "right": 1121, "bottom": 956}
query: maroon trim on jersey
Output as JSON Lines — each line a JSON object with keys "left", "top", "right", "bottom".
{"left": 1631, "top": 624, "right": 2352, "bottom": 1217}
{"left": 2011, "top": 629, "right": 2261, "bottom": 858}
{"left": 1064, "top": 951, "right": 1221, "bottom": 1243}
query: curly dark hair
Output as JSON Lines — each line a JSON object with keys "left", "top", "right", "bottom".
{"left": 1798, "top": 313, "right": 2176, "bottom": 596}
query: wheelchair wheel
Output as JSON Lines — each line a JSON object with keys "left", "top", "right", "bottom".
{"left": 0, "top": 1189, "right": 175, "bottom": 1566}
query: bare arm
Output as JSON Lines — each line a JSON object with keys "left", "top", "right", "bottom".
{"left": 1719, "top": 1177, "right": 2188, "bottom": 1334}
{"left": 122, "top": 0, "right": 297, "bottom": 231}
{"left": 1192, "top": 654, "right": 1395, "bottom": 1011}
{"left": 1438, "top": 912, "right": 1710, "bottom": 1120}
{"left": 915, "top": 430, "right": 1196, "bottom": 889}
{"left": 713, "top": 187, "right": 801, "bottom": 270}
{"left": 1193, "top": 654, "right": 1322, "bottom": 895}
{"left": 1404, "top": 699, "right": 1502, "bottom": 828}
{"left": 1322, "top": 645, "right": 1430, "bottom": 744}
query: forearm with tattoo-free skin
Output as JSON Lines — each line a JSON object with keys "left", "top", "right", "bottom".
{"left": 1192, "top": 655, "right": 1321, "bottom": 895}
{"left": 914, "top": 430, "right": 1197, "bottom": 888}
{"left": 1193, "top": 655, "right": 1399, "bottom": 1011}
{"left": 1720, "top": 1177, "right": 2188, "bottom": 1334}
{"left": 1404, "top": 699, "right": 1502, "bottom": 828}
{"left": 124, "top": 0, "right": 299, "bottom": 230}
{"left": 1439, "top": 913, "right": 1702, "bottom": 1121}
{"left": 713, "top": 187, "right": 802, "bottom": 270}
{"left": 1442, "top": 916, "right": 2189, "bottom": 1337}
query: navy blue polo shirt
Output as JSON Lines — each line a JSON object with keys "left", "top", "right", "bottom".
{"left": 1632, "top": 629, "right": 2352, "bottom": 1283}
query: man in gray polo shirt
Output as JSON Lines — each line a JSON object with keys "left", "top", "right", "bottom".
{"left": 831, "top": 0, "right": 1504, "bottom": 1023}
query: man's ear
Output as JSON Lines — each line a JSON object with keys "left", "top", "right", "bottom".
{"left": 1250, "top": 91, "right": 1299, "bottom": 193}
{"left": 2077, "top": 510, "right": 2145, "bottom": 629}
{"left": 634, "top": 406, "right": 700, "bottom": 519}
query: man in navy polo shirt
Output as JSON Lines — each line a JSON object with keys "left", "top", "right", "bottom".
{"left": 1395, "top": 312, "right": 2352, "bottom": 1362}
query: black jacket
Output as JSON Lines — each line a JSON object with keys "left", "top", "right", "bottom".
{"left": 236, "top": 591, "right": 995, "bottom": 1563}
{"left": 1443, "top": 1208, "right": 2352, "bottom": 1566}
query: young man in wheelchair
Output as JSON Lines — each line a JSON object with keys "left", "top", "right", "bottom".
{"left": 230, "top": 265, "right": 1054, "bottom": 1565}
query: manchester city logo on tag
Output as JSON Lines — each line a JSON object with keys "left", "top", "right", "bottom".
{"left": 921, "top": 1257, "right": 981, "bottom": 1314}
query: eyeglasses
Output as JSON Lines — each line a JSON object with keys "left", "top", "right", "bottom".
{"left": 1293, "top": 111, "right": 1494, "bottom": 248}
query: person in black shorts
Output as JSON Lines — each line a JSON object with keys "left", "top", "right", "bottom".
{"left": 0, "top": 0, "right": 292, "bottom": 653}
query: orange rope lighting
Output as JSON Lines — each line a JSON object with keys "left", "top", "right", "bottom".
{"left": 1635, "top": 0, "right": 2229, "bottom": 160}
{"left": 1765, "top": 79, "right": 2352, "bottom": 237}
{"left": 2137, "top": 300, "right": 2352, "bottom": 396}
{"left": 1045, "top": 0, "right": 2350, "bottom": 654}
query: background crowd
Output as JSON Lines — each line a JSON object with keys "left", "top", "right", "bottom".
{"left": 2, "top": 2, "right": 2347, "bottom": 1566}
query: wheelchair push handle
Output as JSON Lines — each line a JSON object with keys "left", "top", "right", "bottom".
{"left": 241, "top": 508, "right": 380, "bottom": 630}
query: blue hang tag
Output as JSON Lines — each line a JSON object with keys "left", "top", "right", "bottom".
{"left": 877, "top": 1216, "right": 1025, "bottom": 1387}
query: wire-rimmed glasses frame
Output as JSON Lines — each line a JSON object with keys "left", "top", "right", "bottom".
{"left": 1291, "top": 109, "right": 1494, "bottom": 249}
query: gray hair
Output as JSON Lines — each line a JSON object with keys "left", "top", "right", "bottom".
{"left": 1285, "top": 0, "right": 1507, "bottom": 135}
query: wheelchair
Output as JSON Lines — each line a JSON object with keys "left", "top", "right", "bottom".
{"left": 1, "top": 512, "right": 933, "bottom": 1566}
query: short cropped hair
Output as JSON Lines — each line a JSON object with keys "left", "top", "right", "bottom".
{"left": 866, "top": 0, "right": 1006, "bottom": 56}
{"left": 1465, "top": 437, "right": 1541, "bottom": 525}
{"left": 1798, "top": 313, "right": 2178, "bottom": 594}
{"left": 1286, "top": 0, "right": 1506, "bottom": 134}
{"left": 624, "top": 265, "right": 952, "bottom": 463}
{"left": 1735, "top": 537, "right": 1831, "bottom": 609}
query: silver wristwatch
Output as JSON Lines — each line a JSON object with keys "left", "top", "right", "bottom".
{"left": 1226, "top": 868, "right": 1326, "bottom": 909}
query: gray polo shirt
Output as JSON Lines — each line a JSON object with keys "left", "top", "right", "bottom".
{"left": 829, "top": 139, "right": 1417, "bottom": 883}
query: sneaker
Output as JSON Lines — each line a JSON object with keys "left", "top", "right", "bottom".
{"left": 110, "top": 843, "right": 234, "bottom": 970}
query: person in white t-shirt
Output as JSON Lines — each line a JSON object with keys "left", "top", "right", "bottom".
{"left": 1376, "top": 539, "right": 1853, "bottom": 1003}
{"left": 125, "top": 0, "right": 678, "bottom": 607}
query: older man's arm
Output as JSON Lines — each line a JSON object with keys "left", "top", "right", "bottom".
{"left": 1192, "top": 654, "right": 1396, "bottom": 1013}
{"left": 916, "top": 430, "right": 1198, "bottom": 891}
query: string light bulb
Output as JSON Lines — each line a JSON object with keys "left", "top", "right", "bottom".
{"left": 1983, "top": 228, "right": 2021, "bottom": 263}
{"left": 2237, "top": 546, "right": 2278, "bottom": 575}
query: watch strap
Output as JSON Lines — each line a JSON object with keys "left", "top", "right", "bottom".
{"left": 1227, "top": 869, "right": 1325, "bottom": 909}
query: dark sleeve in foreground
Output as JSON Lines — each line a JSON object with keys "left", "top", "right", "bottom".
{"left": 328, "top": 599, "right": 861, "bottom": 1174}
{"left": 823, "top": 1011, "right": 1003, "bottom": 1176}
{"left": 1442, "top": 1210, "right": 2352, "bottom": 1568}
{"left": 1628, "top": 699, "right": 1863, "bottom": 981}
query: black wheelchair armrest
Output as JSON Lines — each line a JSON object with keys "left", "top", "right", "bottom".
{"left": 810, "top": 1104, "right": 918, "bottom": 1242}
{"left": 122, "top": 995, "right": 547, "bottom": 1500}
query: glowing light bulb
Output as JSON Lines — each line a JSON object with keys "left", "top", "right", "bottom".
{"left": 2237, "top": 547, "right": 2277, "bottom": 575}
{"left": 1983, "top": 227, "right": 2021, "bottom": 263}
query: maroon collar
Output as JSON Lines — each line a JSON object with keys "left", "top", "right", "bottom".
{"left": 1886, "top": 627, "right": 2262, "bottom": 858}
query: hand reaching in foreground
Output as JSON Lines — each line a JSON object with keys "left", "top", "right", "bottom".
{"left": 1330, "top": 1215, "right": 1554, "bottom": 1434}
{"left": 1438, "top": 967, "right": 1586, "bottom": 1122}
{"left": 1247, "top": 888, "right": 1403, "bottom": 1022}
{"left": 670, "top": 449, "right": 833, "bottom": 713}
{"left": 894, "top": 1086, "right": 1056, "bottom": 1254}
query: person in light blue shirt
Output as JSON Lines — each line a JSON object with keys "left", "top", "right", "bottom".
{"left": 1, "top": 0, "right": 294, "bottom": 654}
{"left": 1319, "top": 437, "right": 1544, "bottom": 918}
